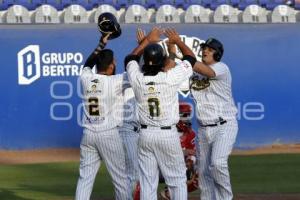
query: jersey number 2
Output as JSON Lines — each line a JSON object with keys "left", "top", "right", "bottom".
{"left": 88, "top": 97, "right": 100, "bottom": 116}
{"left": 148, "top": 98, "right": 160, "bottom": 117}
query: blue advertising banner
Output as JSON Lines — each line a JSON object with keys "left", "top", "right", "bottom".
{"left": 0, "top": 24, "right": 299, "bottom": 149}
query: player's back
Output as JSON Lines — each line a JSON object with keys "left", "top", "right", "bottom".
{"left": 127, "top": 57, "right": 193, "bottom": 127}
{"left": 133, "top": 71, "right": 183, "bottom": 127}
{"left": 80, "top": 67, "right": 128, "bottom": 132}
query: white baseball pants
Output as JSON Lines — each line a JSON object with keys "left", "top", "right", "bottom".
{"left": 196, "top": 119, "right": 238, "bottom": 200}
{"left": 138, "top": 127, "right": 187, "bottom": 200}
{"left": 75, "top": 128, "right": 131, "bottom": 200}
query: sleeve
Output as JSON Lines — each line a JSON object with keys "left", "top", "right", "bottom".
{"left": 126, "top": 60, "right": 142, "bottom": 86}
{"left": 80, "top": 67, "right": 93, "bottom": 91}
{"left": 124, "top": 54, "right": 141, "bottom": 70}
{"left": 211, "top": 62, "right": 228, "bottom": 78}
{"left": 166, "top": 60, "right": 193, "bottom": 86}
{"left": 80, "top": 67, "right": 93, "bottom": 80}
{"left": 182, "top": 55, "right": 196, "bottom": 67}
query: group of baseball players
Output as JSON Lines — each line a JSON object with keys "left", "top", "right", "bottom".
{"left": 75, "top": 12, "right": 238, "bottom": 200}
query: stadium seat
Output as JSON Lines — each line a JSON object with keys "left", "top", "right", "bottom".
{"left": 4, "top": 4, "right": 31, "bottom": 23}
{"left": 62, "top": 4, "right": 88, "bottom": 23}
{"left": 213, "top": 4, "right": 240, "bottom": 22}
{"left": 184, "top": 4, "right": 212, "bottom": 22}
{"left": 242, "top": 4, "right": 269, "bottom": 22}
{"left": 125, "top": 4, "right": 149, "bottom": 23}
{"left": 33, "top": 4, "right": 59, "bottom": 23}
{"left": 93, "top": 5, "right": 118, "bottom": 23}
{"left": 46, "top": 0, "right": 63, "bottom": 10}
{"left": 271, "top": 4, "right": 297, "bottom": 22}
{"left": 156, "top": 4, "right": 180, "bottom": 23}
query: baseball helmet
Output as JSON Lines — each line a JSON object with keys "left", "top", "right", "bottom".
{"left": 142, "top": 43, "right": 165, "bottom": 74}
{"left": 179, "top": 102, "right": 192, "bottom": 118}
{"left": 97, "top": 12, "right": 121, "bottom": 40}
{"left": 200, "top": 38, "right": 224, "bottom": 61}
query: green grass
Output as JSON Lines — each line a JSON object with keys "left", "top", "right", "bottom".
{"left": 0, "top": 154, "right": 299, "bottom": 200}
{"left": 230, "top": 154, "right": 300, "bottom": 194}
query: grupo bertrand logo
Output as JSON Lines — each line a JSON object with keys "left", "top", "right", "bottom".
{"left": 18, "top": 45, "right": 41, "bottom": 85}
{"left": 17, "top": 45, "right": 84, "bottom": 85}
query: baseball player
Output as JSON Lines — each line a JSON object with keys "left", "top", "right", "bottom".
{"left": 191, "top": 38, "right": 238, "bottom": 200}
{"left": 124, "top": 28, "right": 196, "bottom": 200}
{"left": 75, "top": 13, "right": 131, "bottom": 200}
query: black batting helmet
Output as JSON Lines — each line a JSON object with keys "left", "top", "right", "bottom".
{"left": 98, "top": 12, "right": 121, "bottom": 40}
{"left": 142, "top": 43, "right": 166, "bottom": 75}
{"left": 200, "top": 38, "right": 224, "bottom": 61}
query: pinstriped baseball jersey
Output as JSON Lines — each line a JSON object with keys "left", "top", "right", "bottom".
{"left": 121, "top": 87, "right": 139, "bottom": 130}
{"left": 190, "top": 62, "right": 238, "bottom": 125}
{"left": 80, "top": 68, "right": 130, "bottom": 131}
{"left": 126, "top": 60, "right": 193, "bottom": 127}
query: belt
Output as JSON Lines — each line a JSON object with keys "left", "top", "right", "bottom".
{"left": 141, "top": 124, "right": 172, "bottom": 130}
{"left": 202, "top": 120, "right": 227, "bottom": 127}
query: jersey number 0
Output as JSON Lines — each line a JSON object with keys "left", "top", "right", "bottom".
{"left": 148, "top": 97, "right": 160, "bottom": 117}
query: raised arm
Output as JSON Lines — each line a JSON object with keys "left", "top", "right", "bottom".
{"left": 132, "top": 27, "right": 162, "bottom": 56}
{"left": 84, "top": 33, "right": 111, "bottom": 68}
{"left": 164, "top": 28, "right": 196, "bottom": 67}
{"left": 124, "top": 27, "right": 162, "bottom": 67}
{"left": 192, "top": 62, "right": 216, "bottom": 78}
{"left": 163, "top": 40, "right": 177, "bottom": 71}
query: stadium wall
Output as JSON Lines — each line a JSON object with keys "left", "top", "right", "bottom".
{"left": 0, "top": 24, "right": 299, "bottom": 149}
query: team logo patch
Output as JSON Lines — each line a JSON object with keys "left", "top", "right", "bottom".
{"left": 91, "top": 84, "right": 97, "bottom": 91}
{"left": 148, "top": 86, "right": 155, "bottom": 93}
{"left": 190, "top": 76, "right": 210, "bottom": 91}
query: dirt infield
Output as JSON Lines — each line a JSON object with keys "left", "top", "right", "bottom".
{"left": 0, "top": 148, "right": 79, "bottom": 164}
{"left": 1, "top": 144, "right": 300, "bottom": 164}
{"left": 232, "top": 144, "right": 300, "bottom": 155}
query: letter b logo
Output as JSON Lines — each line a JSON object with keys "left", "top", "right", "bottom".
{"left": 18, "top": 45, "right": 41, "bottom": 85}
